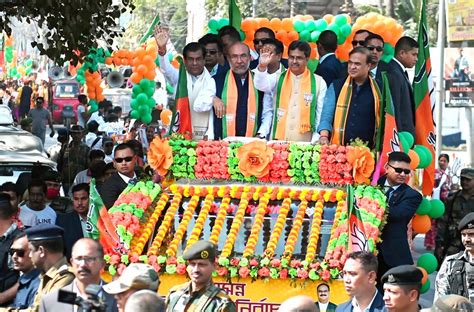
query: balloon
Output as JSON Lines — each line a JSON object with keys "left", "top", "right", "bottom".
{"left": 139, "top": 105, "right": 151, "bottom": 116}
{"left": 146, "top": 97, "right": 156, "bottom": 108}
{"left": 340, "top": 24, "right": 352, "bottom": 37}
{"left": 315, "top": 19, "right": 328, "bottom": 32}
{"left": 130, "top": 73, "right": 141, "bottom": 84}
{"left": 417, "top": 253, "right": 438, "bottom": 274}
{"left": 428, "top": 199, "right": 445, "bottom": 219}
{"left": 160, "top": 109, "right": 172, "bottom": 125}
{"left": 416, "top": 197, "right": 431, "bottom": 215}
{"left": 337, "top": 35, "right": 346, "bottom": 45}
{"left": 258, "top": 18, "right": 270, "bottom": 29}
{"left": 420, "top": 279, "right": 430, "bottom": 294}
{"left": 136, "top": 93, "right": 148, "bottom": 105}
{"left": 141, "top": 114, "right": 152, "bottom": 124}
{"left": 381, "top": 43, "right": 395, "bottom": 63}
{"left": 407, "top": 149, "right": 420, "bottom": 170}
{"left": 412, "top": 215, "right": 431, "bottom": 234}
{"left": 414, "top": 145, "right": 433, "bottom": 169}
{"left": 399, "top": 133, "right": 411, "bottom": 153}
{"left": 130, "top": 109, "right": 140, "bottom": 119}
{"left": 282, "top": 18, "right": 294, "bottom": 32}
{"left": 132, "top": 85, "right": 143, "bottom": 95}
{"left": 327, "top": 24, "right": 341, "bottom": 39}
{"left": 310, "top": 31, "right": 321, "bottom": 42}
{"left": 130, "top": 99, "right": 139, "bottom": 110}
{"left": 270, "top": 18, "right": 282, "bottom": 31}
{"left": 287, "top": 30, "right": 299, "bottom": 42}
{"left": 418, "top": 267, "right": 428, "bottom": 284}
{"left": 305, "top": 20, "right": 316, "bottom": 32}
{"left": 307, "top": 59, "right": 319, "bottom": 72}
{"left": 323, "top": 14, "right": 334, "bottom": 24}
{"left": 334, "top": 14, "right": 348, "bottom": 26}
{"left": 293, "top": 20, "right": 305, "bottom": 33}
{"left": 299, "top": 30, "right": 310, "bottom": 41}
{"left": 399, "top": 131, "right": 414, "bottom": 149}
{"left": 90, "top": 103, "right": 99, "bottom": 113}
{"left": 241, "top": 19, "right": 253, "bottom": 32}
{"left": 208, "top": 19, "right": 219, "bottom": 31}
{"left": 139, "top": 79, "right": 151, "bottom": 89}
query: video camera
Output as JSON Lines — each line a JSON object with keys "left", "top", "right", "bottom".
{"left": 58, "top": 284, "right": 107, "bottom": 312}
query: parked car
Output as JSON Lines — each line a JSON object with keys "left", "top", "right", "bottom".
{"left": 0, "top": 105, "right": 14, "bottom": 125}
{"left": 51, "top": 80, "right": 81, "bottom": 124}
{"left": 0, "top": 125, "right": 56, "bottom": 185}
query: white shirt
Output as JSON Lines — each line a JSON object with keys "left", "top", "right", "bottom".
{"left": 118, "top": 172, "right": 136, "bottom": 184}
{"left": 74, "top": 169, "right": 91, "bottom": 185}
{"left": 87, "top": 111, "right": 105, "bottom": 126}
{"left": 17, "top": 207, "right": 37, "bottom": 227}
{"left": 351, "top": 290, "right": 378, "bottom": 312}
{"left": 318, "top": 302, "right": 329, "bottom": 312}
{"left": 319, "top": 52, "right": 335, "bottom": 64}
{"left": 19, "top": 204, "right": 56, "bottom": 226}
{"left": 85, "top": 132, "right": 103, "bottom": 150}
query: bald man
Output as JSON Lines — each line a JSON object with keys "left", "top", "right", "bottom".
{"left": 278, "top": 295, "right": 318, "bottom": 312}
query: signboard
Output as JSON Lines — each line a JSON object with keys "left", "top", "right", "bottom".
{"left": 444, "top": 48, "right": 474, "bottom": 107}
{"left": 159, "top": 275, "right": 349, "bottom": 310}
{"left": 446, "top": 0, "right": 474, "bottom": 42}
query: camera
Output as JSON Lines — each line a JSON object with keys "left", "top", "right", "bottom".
{"left": 58, "top": 284, "right": 107, "bottom": 312}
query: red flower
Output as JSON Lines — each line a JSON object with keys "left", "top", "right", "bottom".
{"left": 230, "top": 258, "right": 240, "bottom": 266}
{"left": 279, "top": 269, "right": 288, "bottom": 279}
{"left": 310, "top": 262, "right": 320, "bottom": 270}
{"left": 217, "top": 267, "right": 229, "bottom": 277}
{"left": 249, "top": 258, "right": 259, "bottom": 267}
{"left": 297, "top": 268, "right": 309, "bottom": 279}
{"left": 166, "top": 256, "right": 177, "bottom": 265}
{"left": 148, "top": 255, "right": 157, "bottom": 266}
{"left": 109, "top": 254, "right": 121, "bottom": 265}
{"left": 290, "top": 260, "right": 301, "bottom": 268}
{"left": 176, "top": 263, "right": 187, "bottom": 275}
{"left": 321, "top": 269, "right": 331, "bottom": 281}
{"left": 129, "top": 254, "right": 139, "bottom": 263}
{"left": 270, "top": 259, "right": 281, "bottom": 268}
{"left": 239, "top": 267, "right": 250, "bottom": 278}
{"left": 258, "top": 267, "right": 270, "bottom": 277}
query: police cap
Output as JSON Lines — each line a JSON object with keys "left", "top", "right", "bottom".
{"left": 381, "top": 265, "right": 423, "bottom": 285}
{"left": 183, "top": 240, "right": 216, "bottom": 261}
{"left": 460, "top": 168, "right": 474, "bottom": 179}
{"left": 458, "top": 212, "right": 474, "bottom": 232}
{"left": 25, "top": 224, "right": 64, "bottom": 241}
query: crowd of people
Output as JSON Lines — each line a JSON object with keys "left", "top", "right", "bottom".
{"left": 0, "top": 22, "right": 473, "bottom": 312}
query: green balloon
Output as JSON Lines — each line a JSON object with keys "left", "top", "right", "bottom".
{"left": 299, "top": 30, "right": 311, "bottom": 41}
{"left": 145, "top": 86, "right": 155, "bottom": 98}
{"left": 310, "top": 31, "right": 321, "bottom": 42}
{"left": 218, "top": 18, "right": 229, "bottom": 29}
{"left": 414, "top": 145, "right": 433, "bottom": 169}
{"left": 315, "top": 19, "right": 328, "bottom": 32}
{"left": 130, "top": 99, "right": 139, "bottom": 110}
{"left": 337, "top": 35, "right": 346, "bottom": 45}
{"left": 130, "top": 109, "right": 140, "bottom": 119}
{"left": 334, "top": 14, "right": 348, "bottom": 26}
{"left": 307, "top": 59, "right": 319, "bottom": 72}
{"left": 340, "top": 24, "right": 352, "bottom": 37}
{"left": 25, "top": 59, "right": 33, "bottom": 67}
{"left": 208, "top": 19, "right": 219, "bottom": 31}
{"left": 293, "top": 20, "right": 305, "bottom": 33}
{"left": 132, "top": 85, "right": 143, "bottom": 95}
{"left": 90, "top": 103, "right": 99, "bottom": 113}
{"left": 399, "top": 131, "right": 414, "bottom": 149}
{"left": 146, "top": 97, "right": 156, "bottom": 108}
{"left": 136, "top": 93, "right": 148, "bottom": 105}
{"left": 208, "top": 29, "right": 218, "bottom": 35}
{"left": 141, "top": 114, "right": 152, "bottom": 124}
{"left": 416, "top": 253, "right": 438, "bottom": 274}
{"left": 416, "top": 198, "right": 432, "bottom": 215}
{"left": 139, "top": 105, "right": 151, "bottom": 116}
{"left": 420, "top": 279, "right": 430, "bottom": 294}
{"left": 399, "top": 132, "right": 411, "bottom": 153}
{"left": 327, "top": 24, "right": 341, "bottom": 39}
{"left": 382, "top": 43, "right": 395, "bottom": 62}
{"left": 139, "top": 79, "right": 150, "bottom": 89}
{"left": 429, "top": 199, "right": 445, "bottom": 219}
{"left": 305, "top": 20, "right": 316, "bottom": 32}
{"left": 25, "top": 68, "right": 32, "bottom": 75}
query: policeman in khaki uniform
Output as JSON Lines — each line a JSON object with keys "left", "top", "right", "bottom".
{"left": 435, "top": 212, "right": 474, "bottom": 303}
{"left": 21, "top": 224, "right": 74, "bottom": 311}
{"left": 166, "top": 241, "right": 236, "bottom": 312}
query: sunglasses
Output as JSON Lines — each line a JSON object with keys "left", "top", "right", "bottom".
{"left": 351, "top": 40, "right": 366, "bottom": 47}
{"left": 388, "top": 164, "right": 411, "bottom": 175}
{"left": 253, "top": 38, "right": 271, "bottom": 45}
{"left": 205, "top": 49, "right": 218, "bottom": 56}
{"left": 9, "top": 248, "right": 26, "bottom": 257}
{"left": 114, "top": 156, "right": 134, "bottom": 163}
{"left": 367, "top": 46, "right": 384, "bottom": 52}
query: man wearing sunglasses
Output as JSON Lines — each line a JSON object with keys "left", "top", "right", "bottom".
{"left": 364, "top": 33, "right": 390, "bottom": 85}
{"left": 376, "top": 151, "right": 422, "bottom": 292}
{"left": 99, "top": 143, "right": 137, "bottom": 209}
{"left": 10, "top": 233, "right": 41, "bottom": 309}
{"left": 250, "top": 28, "right": 288, "bottom": 71}
{"left": 154, "top": 26, "right": 215, "bottom": 140}
{"left": 198, "top": 34, "right": 227, "bottom": 78}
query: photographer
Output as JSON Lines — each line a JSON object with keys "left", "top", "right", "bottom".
{"left": 39, "top": 238, "right": 117, "bottom": 312}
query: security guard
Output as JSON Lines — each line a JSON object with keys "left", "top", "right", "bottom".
{"left": 165, "top": 241, "right": 236, "bottom": 312}
{"left": 24, "top": 224, "right": 74, "bottom": 311}
{"left": 435, "top": 212, "right": 474, "bottom": 303}
{"left": 381, "top": 265, "right": 423, "bottom": 312}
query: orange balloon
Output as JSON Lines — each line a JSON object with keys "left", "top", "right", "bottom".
{"left": 269, "top": 18, "right": 282, "bottom": 31}
{"left": 373, "top": 20, "right": 385, "bottom": 32}
{"left": 87, "top": 91, "right": 95, "bottom": 99}
{"left": 245, "top": 31, "right": 254, "bottom": 42}
{"left": 93, "top": 78, "right": 101, "bottom": 88}
{"left": 121, "top": 58, "right": 129, "bottom": 66}
{"left": 241, "top": 19, "right": 253, "bottom": 32}
{"left": 137, "top": 64, "right": 148, "bottom": 75}
{"left": 412, "top": 215, "right": 431, "bottom": 234}
{"left": 408, "top": 149, "right": 420, "bottom": 170}
{"left": 309, "top": 42, "right": 317, "bottom": 59}
{"left": 135, "top": 47, "right": 146, "bottom": 59}
{"left": 303, "top": 14, "right": 314, "bottom": 21}
{"left": 344, "top": 14, "right": 352, "bottom": 24}
{"left": 276, "top": 30, "right": 287, "bottom": 42}
{"left": 323, "top": 14, "right": 334, "bottom": 24}
{"left": 282, "top": 18, "right": 293, "bottom": 32}
{"left": 287, "top": 30, "right": 299, "bottom": 42}
{"left": 144, "top": 70, "right": 155, "bottom": 80}
{"left": 418, "top": 267, "right": 428, "bottom": 284}
{"left": 130, "top": 72, "right": 142, "bottom": 84}
{"left": 105, "top": 57, "right": 113, "bottom": 65}
{"left": 146, "top": 44, "right": 158, "bottom": 55}
{"left": 258, "top": 18, "right": 270, "bottom": 29}
{"left": 160, "top": 109, "right": 172, "bottom": 125}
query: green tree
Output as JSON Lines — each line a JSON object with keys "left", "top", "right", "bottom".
{"left": 0, "top": 0, "right": 134, "bottom": 65}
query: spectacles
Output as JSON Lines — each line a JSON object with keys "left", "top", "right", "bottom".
{"left": 253, "top": 38, "right": 271, "bottom": 45}
{"left": 114, "top": 156, "right": 134, "bottom": 163}
{"left": 205, "top": 49, "right": 218, "bottom": 56}
{"left": 352, "top": 40, "right": 366, "bottom": 47}
{"left": 229, "top": 54, "right": 249, "bottom": 62}
{"left": 388, "top": 164, "right": 411, "bottom": 175}
{"left": 72, "top": 256, "right": 99, "bottom": 265}
{"left": 9, "top": 249, "right": 26, "bottom": 257}
{"left": 367, "top": 46, "right": 384, "bottom": 52}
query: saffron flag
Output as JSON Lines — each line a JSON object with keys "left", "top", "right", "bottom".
{"left": 347, "top": 185, "right": 370, "bottom": 253}
{"left": 86, "top": 179, "right": 125, "bottom": 255}
{"left": 413, "top": 0, "right": 436, "bottom": 196}
{"left": 372, "top": 73, "right": 402, "bottom": 184}
{"left": 229, "top": 0, "right": 242, "bottom": 31}
{"left": 170, "top": 56, "right": 192, "bottom": 139}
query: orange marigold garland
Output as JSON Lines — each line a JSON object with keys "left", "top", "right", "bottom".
{"left": 166, "top": 195, "right": 200, "bottom": 256}
{"left": 243, "top": 193, "right": 270, "bottom": 257}
{"left": 209, "top": 197, "right": 230, "bottom": 244}
{"left": 186, "top": 193, "right": 214, "bottom": 249}
{"left": 264, "top": 197, "right": 292, "bottom": 257}
{"left": 283, "top": 200, "right": 308, "bottom": 257}
{"left": 147, "top": 193, "right": 182, "bottom": 256}
{"left": 221, "top": 193, "right": 248, "bottom": 257}
{"left": 305, "top": 200, "right": 324, "bottom": 262}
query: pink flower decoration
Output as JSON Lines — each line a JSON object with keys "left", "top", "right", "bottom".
{"left": 176, "top": 263, "right": 187, "bottom": 275}
{"left": 239, "top": 267, "right": 250, "bottom": 278}
{"left": 258, "top": 267, "right": 270, "bottom": 277}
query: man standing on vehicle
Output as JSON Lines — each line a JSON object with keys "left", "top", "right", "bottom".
{"left": 28, "top": 97, "right": 55, "bottom": 147}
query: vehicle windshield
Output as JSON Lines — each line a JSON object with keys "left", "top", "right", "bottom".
{"left": 55, "top": 83, "right": 79, "bottom": 98}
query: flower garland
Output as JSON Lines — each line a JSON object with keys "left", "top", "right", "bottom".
{"left": 195, "top": 140, "right": 229, "bottom": 179}
{"left": 186, "top": 193, "right": 214, "bottom": 249}
{"left": 209, "top": 197, "right": 230, "bottom": 244}
{"left": 169, "top": 139, "right": 197, "bottom": 179}
{"left": 147, "top": 193, "right": 182, "bottom": 256}
{"left": 283, "top": 200, "right": 308, "bottom": 257}
{"left": 243, "top": 193, "right": 270, "bottom": 257}
{"left": 166, "top": 195, "right": 200, "bottom": 257}
{"left": 221, "top": 192, "right": 249, "bottom": 257}
{"left": 287, "top": 143, "right": 321, "bottom": 184}
{"left": 305, "top": 200, "right": 324, "bottom": 262}
{"left": 264, "top": 198, "right": 292, "bottom": 258}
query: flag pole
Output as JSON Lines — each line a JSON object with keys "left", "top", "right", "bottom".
{"left": 435, "top": 0, "right": 445, "bottom": 168}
